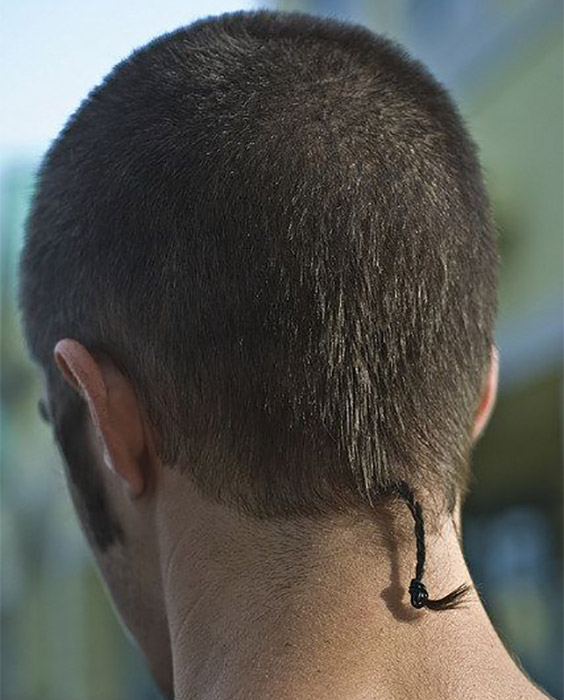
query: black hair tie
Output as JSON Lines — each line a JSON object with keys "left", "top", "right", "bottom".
{"left": 396, "top": 480, "right": 471, "bottom": 611}
{"left": 409, "top": 579, "right": 429, "bottom": 609}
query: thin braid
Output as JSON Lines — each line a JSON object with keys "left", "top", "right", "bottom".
{"left": 396, "top": 480, "right": 471, "bottom": 611}
{"left": 413, "top": 501, "right": 426, "bottom": 582}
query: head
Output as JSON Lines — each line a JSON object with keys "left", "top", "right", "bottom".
{"left": 19, "top": 8, "right": 499, "bottom": 697}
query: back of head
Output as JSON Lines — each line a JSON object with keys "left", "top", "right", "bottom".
{"left": 18, "top": 9, "right": 499, "bottom": 521}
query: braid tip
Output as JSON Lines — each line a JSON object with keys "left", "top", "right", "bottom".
{"left": 408, "top": 579, "right": 471, "bottom": 611}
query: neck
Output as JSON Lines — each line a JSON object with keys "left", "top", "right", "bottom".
{"left": 156, "top": 474, "right": 546, "bottom": 700}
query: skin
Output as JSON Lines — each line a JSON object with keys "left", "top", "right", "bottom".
{"left": 41, "top": 340, "right": 551, "bottom": 700}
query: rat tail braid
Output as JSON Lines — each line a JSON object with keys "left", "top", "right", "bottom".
{"left": 396, "top": 480, "right": 471, "bottom": 611}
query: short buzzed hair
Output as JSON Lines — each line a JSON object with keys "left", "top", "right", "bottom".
{"left": 18, "top": 9, "right": 499, "bottom": 526}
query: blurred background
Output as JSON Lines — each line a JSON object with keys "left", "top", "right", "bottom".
{"left": 1, "top": 0, "right": 562, "bottom": 698}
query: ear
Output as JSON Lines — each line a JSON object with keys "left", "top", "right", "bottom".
{"left": 53, "top": 338, "right": 147, "bottom": 498}
{"left": 471, "top": 344, "right": 499, "bottom": 443}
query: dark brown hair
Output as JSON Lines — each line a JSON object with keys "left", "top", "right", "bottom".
{"left": 18, "top": 10, "right": 499, "bottom": 531}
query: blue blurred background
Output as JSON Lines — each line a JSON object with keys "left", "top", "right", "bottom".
{"left": 1, "top": 1, "right": 562, "bottom": 698}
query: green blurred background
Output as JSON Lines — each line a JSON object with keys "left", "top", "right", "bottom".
{"left": 1, "top": 1, "right": 562, "bottom": 698}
